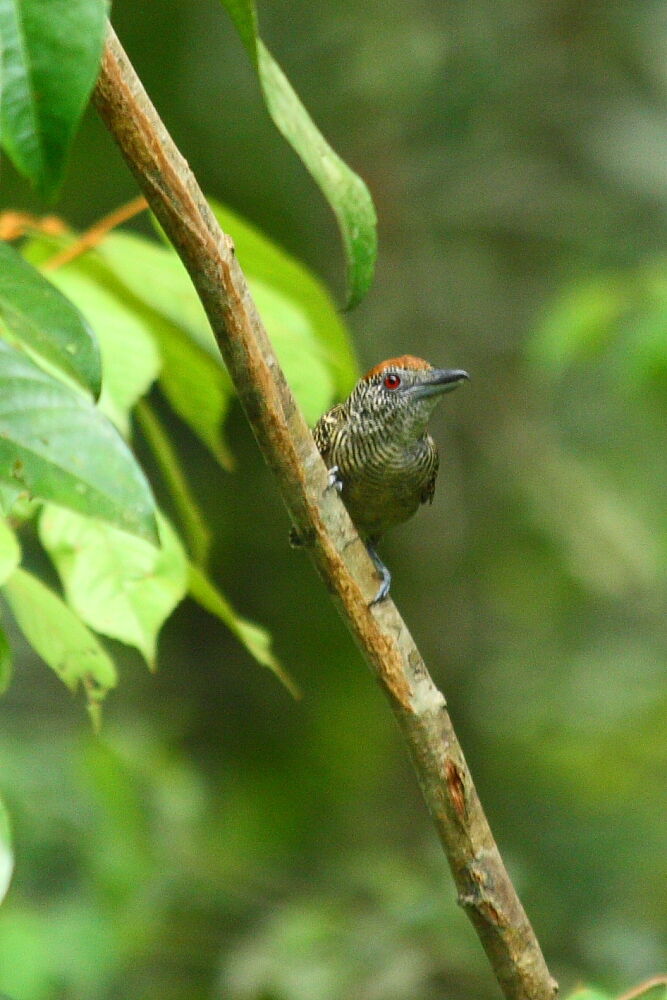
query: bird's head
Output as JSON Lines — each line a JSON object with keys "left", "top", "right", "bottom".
{"left": 351, "top": 355, "right": 469, "bottom": 438}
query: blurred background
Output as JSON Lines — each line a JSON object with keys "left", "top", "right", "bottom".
{"left": 1, "top": 0, "right": 667, "bottom": 997}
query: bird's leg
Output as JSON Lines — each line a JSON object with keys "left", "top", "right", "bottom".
{"left": 326, "top": 466, "right": 390, "bottom": 603}
{"left": 366, "top": 541, "right": 391, "bottom": 605}
{"left": 327, "top": 465, "right": 343, "bottom": 492}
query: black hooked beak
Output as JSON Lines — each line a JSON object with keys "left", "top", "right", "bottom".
{"left": 410, "top": 368, "right": 469, "bottom": 400}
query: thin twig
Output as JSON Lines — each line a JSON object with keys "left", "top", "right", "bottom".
{"left": 42, "top": 194, "right": 148, "bottom": 270}
{"left": 93, "top": 22, "right": 557, "bottom": 1000}
{"left": 0, "top": 211, "right": 68, "bottom": 241}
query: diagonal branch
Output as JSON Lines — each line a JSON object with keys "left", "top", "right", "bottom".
{"left": 93, "top": 23, "right": 557, "bottom": 1000}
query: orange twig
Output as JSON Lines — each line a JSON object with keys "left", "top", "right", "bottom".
{"left": 42, "top": 194, "right": 148, "bottom": 271}
{"left": 0, "top": 211, "right": 68, "bottom": 242}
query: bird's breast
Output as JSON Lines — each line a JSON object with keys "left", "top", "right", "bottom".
{"left": 330, "top": 430, "right": 438, "bottom": 537}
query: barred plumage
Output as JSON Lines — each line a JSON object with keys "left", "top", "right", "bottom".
{"left": 309, "top": 356, "right": 468, "bottom": 603}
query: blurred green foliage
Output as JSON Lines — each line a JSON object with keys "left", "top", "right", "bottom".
{"left": 1, "top": 0, "right": 667, "bottom": 998}
{"left": 0, "top": 204, "right": 354, "bottom": 702}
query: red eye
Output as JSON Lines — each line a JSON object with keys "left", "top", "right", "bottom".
{"left": 383, "top": 373, "right": 401, "bottom": 390}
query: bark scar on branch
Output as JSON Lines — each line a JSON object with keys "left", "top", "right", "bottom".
{"left": 93, "top": 22, "right": 557, "bottom": 1000}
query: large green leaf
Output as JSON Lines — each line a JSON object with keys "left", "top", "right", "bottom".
{"left": 0, "top": 338, "right": 158, "bottom": 542}
{"left": 87, "top": 232, "right": 237, "bottom": 461}
{"left": 209, "top": 199, "right": 358, "bottom": 396}
{"left": 218, "top": 0, "right": 376, "bottom": 307}
{"left": 0, "top": 791, "right": 13, "bottom": 904}
{"left": 39, "top": 506, "right": 188, "bottom": 666}
{"left": 23, "top": 232, "right": 232, "bottom": 464}
{"left": 189, "top": 563, "right": 299, "bottom": 698}
{"left": 154, "top": 323, "right": 235, "bottom": 468}
{"left": 95, "top": 232, "right": 218, "bottom": 355}
{"left": 0, "top": 519, "right": 20, "bottom": 586}
{"left": 0, "top": 0, "right": 108, "bottom": 197}
{"left": 2, "top": 567, "right": 117, "bottom": 720}
{"left": 98, "top": 225, "right": 357, "bottom": 422}
{"left": 38, "top": 259, "right": 162, "bottom": 436}
{"left": 243, "top": 277, "right": 334, "bottom": 424}
{"left": 0, "top": 241, "right": 101, "bottom": 396}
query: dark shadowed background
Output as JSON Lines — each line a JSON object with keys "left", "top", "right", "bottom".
{"left": 1, "top": 1, "right": 666, "bottom": 998}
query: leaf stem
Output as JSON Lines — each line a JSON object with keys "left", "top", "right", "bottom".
{"left": 135, "top": 398, "right": 211, "bottom": 565}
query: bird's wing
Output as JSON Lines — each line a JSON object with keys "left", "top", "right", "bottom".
{"left": 313, "top": 404, "right": 345, "bottom": 461}
{"left": 421, "top": 445, "right": 439, "bottom": 505}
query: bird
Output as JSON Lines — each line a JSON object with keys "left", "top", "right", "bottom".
{"left": 302, "top": 354, "right": 469, "bottom": 605}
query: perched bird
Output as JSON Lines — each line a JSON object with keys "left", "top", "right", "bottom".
{"left": 308, "top": 354, "right": 469, "bottom": 604}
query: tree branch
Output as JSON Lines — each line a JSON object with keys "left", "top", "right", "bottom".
{"left": 93, "top": 23, "right": 557, "bottom": 1000}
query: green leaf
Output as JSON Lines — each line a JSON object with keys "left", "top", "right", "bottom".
{"left": 150, "top": 319, "right": 235, "bottom": 468}
{"left": 2, "top": 567, "right": 117, "bottom": 721}
{"left": 23, "top": 232, "right": 232, "bottom": 464}
{"left": 0, "top": 519, "right": 20, "bottom": 586}
{"left": 91, "top": 232, "right": 236, "bottom": 463}
{"left": 189, "top": 563, "right": 300, "bottom": 698}
{"left": 219, "top": 0, "right": 377, "bottom": 307}
{"left": 98, "top": 226, "right": 356, "bottom": 424}
{"left": 95, "top": 232, "right": 221, "bottom": 354}
{"left": 0, "top": 338, "right": 158, "bottom": 542}
{"left": 0, "top": 0, "right": 108, "bottom": 197}
{"left": 208, "top": 199, "right": 358, "bottom": 396}
{"left": 39, "top": 506, "right": 189, "bottom": 667}
{"left": 0, "top": 241, "right": 101, "bottom": 396}
{"left": 0, "top": 482, "right": 39, "bottom": 525}
{"left": 247, "top": 277, "right": 335, "bottom": 424}
{"left": 38, "top": 257, "right": 162, "bottom": 436}
{"left": 0, "top": 791, "right": 13, "bottom": 904}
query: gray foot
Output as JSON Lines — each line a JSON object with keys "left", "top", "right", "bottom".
{"left": 327, "top": 465, "right": 343, "bottom": 492}
{"left": 366, "top": 544, "right": 391, "bottom": 605}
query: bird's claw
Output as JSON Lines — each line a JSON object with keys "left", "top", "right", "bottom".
{"left": 369, "top": 576, "right": 391, "bottom": 606}
{"left": 366, "top": 543, "right": 392, "bottom": 606}
{"left": 327, "top": 465, "right": 343, "bottom": 493}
